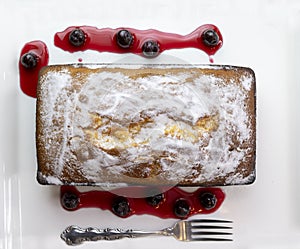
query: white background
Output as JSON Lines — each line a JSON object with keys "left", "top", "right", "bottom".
{"left": 1, "top": 0, "right": 300, "bottom": 248}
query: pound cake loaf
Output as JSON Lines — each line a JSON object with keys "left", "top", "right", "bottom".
{"left": 36, "top": 64, "right": 256, "bottom": 186}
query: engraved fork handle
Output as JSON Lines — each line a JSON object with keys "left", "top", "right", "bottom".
{"left": 61, "top": 225, "right": 172, "bottom": 246}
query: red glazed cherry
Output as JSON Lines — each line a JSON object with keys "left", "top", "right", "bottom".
{"left": 61, "top": 192, "right": 79, "bottom": 210}
{"left": 116, "top": 29, "right": 134, "bottom": 48}
{"left": 146, "top": 193, "right": 165, "bottom": 207}
{"left": 69, "top": 29, "right": 86, "bottom": 47}
{"left": 20, "top": 52, "right": 38, "bottom": 69}
{"left": 199, "top": 192, "right": 217, "bottom": 210}
{"left": 201, "top": 29, "right": 219, "bottom": 47}
{"left": 112, "top": 197, "right": 131, "bottom": 217}
{"left": 174, "top": 199, "right": 191, "bottom": 218}
{"left": 142, "top": 40, "right": 159, "bottom": 58}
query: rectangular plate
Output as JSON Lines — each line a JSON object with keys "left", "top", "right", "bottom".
{"left": 1, "top": 0, "right": 300, "bottom": 248}
{"left": 36, "top": 64, "right": 255, "bottom": 187}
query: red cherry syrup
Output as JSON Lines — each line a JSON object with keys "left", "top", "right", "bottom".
{"left": 19, "top": 41, "right": 49, "bottom": 98}
{"left": 19, "top": 25, "right": 223, "bottom": 98}
{"left": 54, "top": 25, "right": 223, "bottom": 59}
{"left": 60, "top": 186, "right": 225, "bottom": 219}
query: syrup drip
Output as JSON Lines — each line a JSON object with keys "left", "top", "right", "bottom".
{"left": 60, "top": 186, "right": 225, "bottom": 219}
{"left": 54, "top": 25, "right": 223, "bottom": 59}
{"left": 19, "top": 41, "right": 49, "bottom": 98}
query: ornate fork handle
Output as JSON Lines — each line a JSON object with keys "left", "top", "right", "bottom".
{"left": 61, "top": 225, "right": 170, "bottom": 246}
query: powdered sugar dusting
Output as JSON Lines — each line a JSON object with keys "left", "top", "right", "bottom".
{"left": 37, "top": 64, "right": 255, "bottom": 186}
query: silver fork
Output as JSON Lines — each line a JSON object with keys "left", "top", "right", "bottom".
{"left": 61, "top": 219, "right": 233, "bottom": 246}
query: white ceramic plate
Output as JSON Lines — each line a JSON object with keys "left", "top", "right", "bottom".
{"left": 1, "top": 0, "right": 300, "bottom": 248}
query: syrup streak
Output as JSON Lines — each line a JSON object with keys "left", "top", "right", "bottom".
{"left": 60, "top": 186, "right": 225, "bottom": 219}
{"left": 54, "top": 25, "right": 223, "bottom": 58}
{"left": 19, "top": 41, "right": 49, "bottom": 98}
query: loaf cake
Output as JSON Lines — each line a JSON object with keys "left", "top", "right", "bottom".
{"left": 36, "top": 64, "right": 256, "bottom": 186}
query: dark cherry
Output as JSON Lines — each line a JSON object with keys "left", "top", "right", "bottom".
{"left": 116, "top": 29, "right": 134, "bottom": 48}
{"left": 201, "top": 29, "right": 219, "bottom": 47}
{"left": 199, "top": 192, "right": 217, "bottom": 210}
{"left": 142, "top": 40, "right": 159, "bottom": 58}
{"left": 69, "top": 29, "right": 86, "bottom": 47}
{"left": 112, "top": 197, "right": 131, "bottom": 217}
{"left": 61, "top": 192, "right": 79, "bottom": 210}
{"left": 20, "top": 52, "right": 38, "bottom": 69}
{"left": 174, "top": 199, "right": 191, "bottom": 218}
{"left": 146, "top": 193, "right": 165, "bottom": 207}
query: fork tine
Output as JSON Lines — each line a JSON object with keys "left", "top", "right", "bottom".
{"left": 191, "top": 231, "right": 232, "bottom": 236}
{"left": 191, "top": 225, "right": 232, "bottom": 229}
{"left": 190, "top": 219, "right": 233, "bottom": 223}
{"left": 191, "top": 237, "right": 233, "bottom": 242}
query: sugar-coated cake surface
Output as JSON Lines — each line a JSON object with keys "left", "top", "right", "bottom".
{"left": 36, "top": 64, "right": 256, "bottom": 186}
